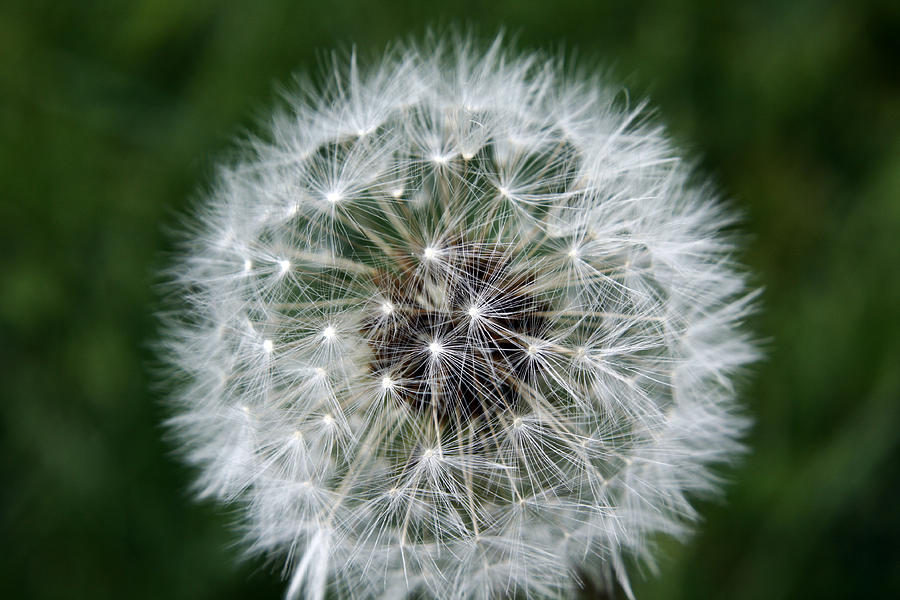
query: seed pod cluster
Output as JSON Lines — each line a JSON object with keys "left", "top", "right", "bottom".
{"left": 162, "top": 34, "right": 758, "bottom": 600}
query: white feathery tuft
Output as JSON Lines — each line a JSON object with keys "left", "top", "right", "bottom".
{"left": 160, "top": 32, "right": 759, "bottom": 600}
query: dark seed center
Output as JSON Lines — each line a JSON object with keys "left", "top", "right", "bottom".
{"left": 364, "top": 245, "right": 549, "bottom": 422}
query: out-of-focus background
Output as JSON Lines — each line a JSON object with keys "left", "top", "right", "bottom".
{"left": 2, "top": 1, "right": 898, "bottom": 598}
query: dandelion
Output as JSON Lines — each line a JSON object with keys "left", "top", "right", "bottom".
{"left": 161, "top": 32, "right": 758, "bottom": 600}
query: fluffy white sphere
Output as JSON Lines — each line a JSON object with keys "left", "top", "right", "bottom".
{"left": 162, "top": 33, "right": 758, "bottom": 600}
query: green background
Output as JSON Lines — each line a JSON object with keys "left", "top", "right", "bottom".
{"left": 2, "top": 1, "right": 898, "bottom": 598}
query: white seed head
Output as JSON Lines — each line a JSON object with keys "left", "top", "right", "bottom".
{"left": 161, "top": 33, "right": 758, "bottom": 600}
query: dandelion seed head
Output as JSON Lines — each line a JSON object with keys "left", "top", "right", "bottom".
{"left": 161, "top": 32, "right": 758, "bottom": 600}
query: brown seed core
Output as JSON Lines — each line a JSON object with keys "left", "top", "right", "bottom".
{"left": 364, "top": 244, "right": 549, "bottom": 421}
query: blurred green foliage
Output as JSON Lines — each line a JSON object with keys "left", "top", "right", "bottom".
{"left": 1, "top": 1, "right": 898, "bottom": 598}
